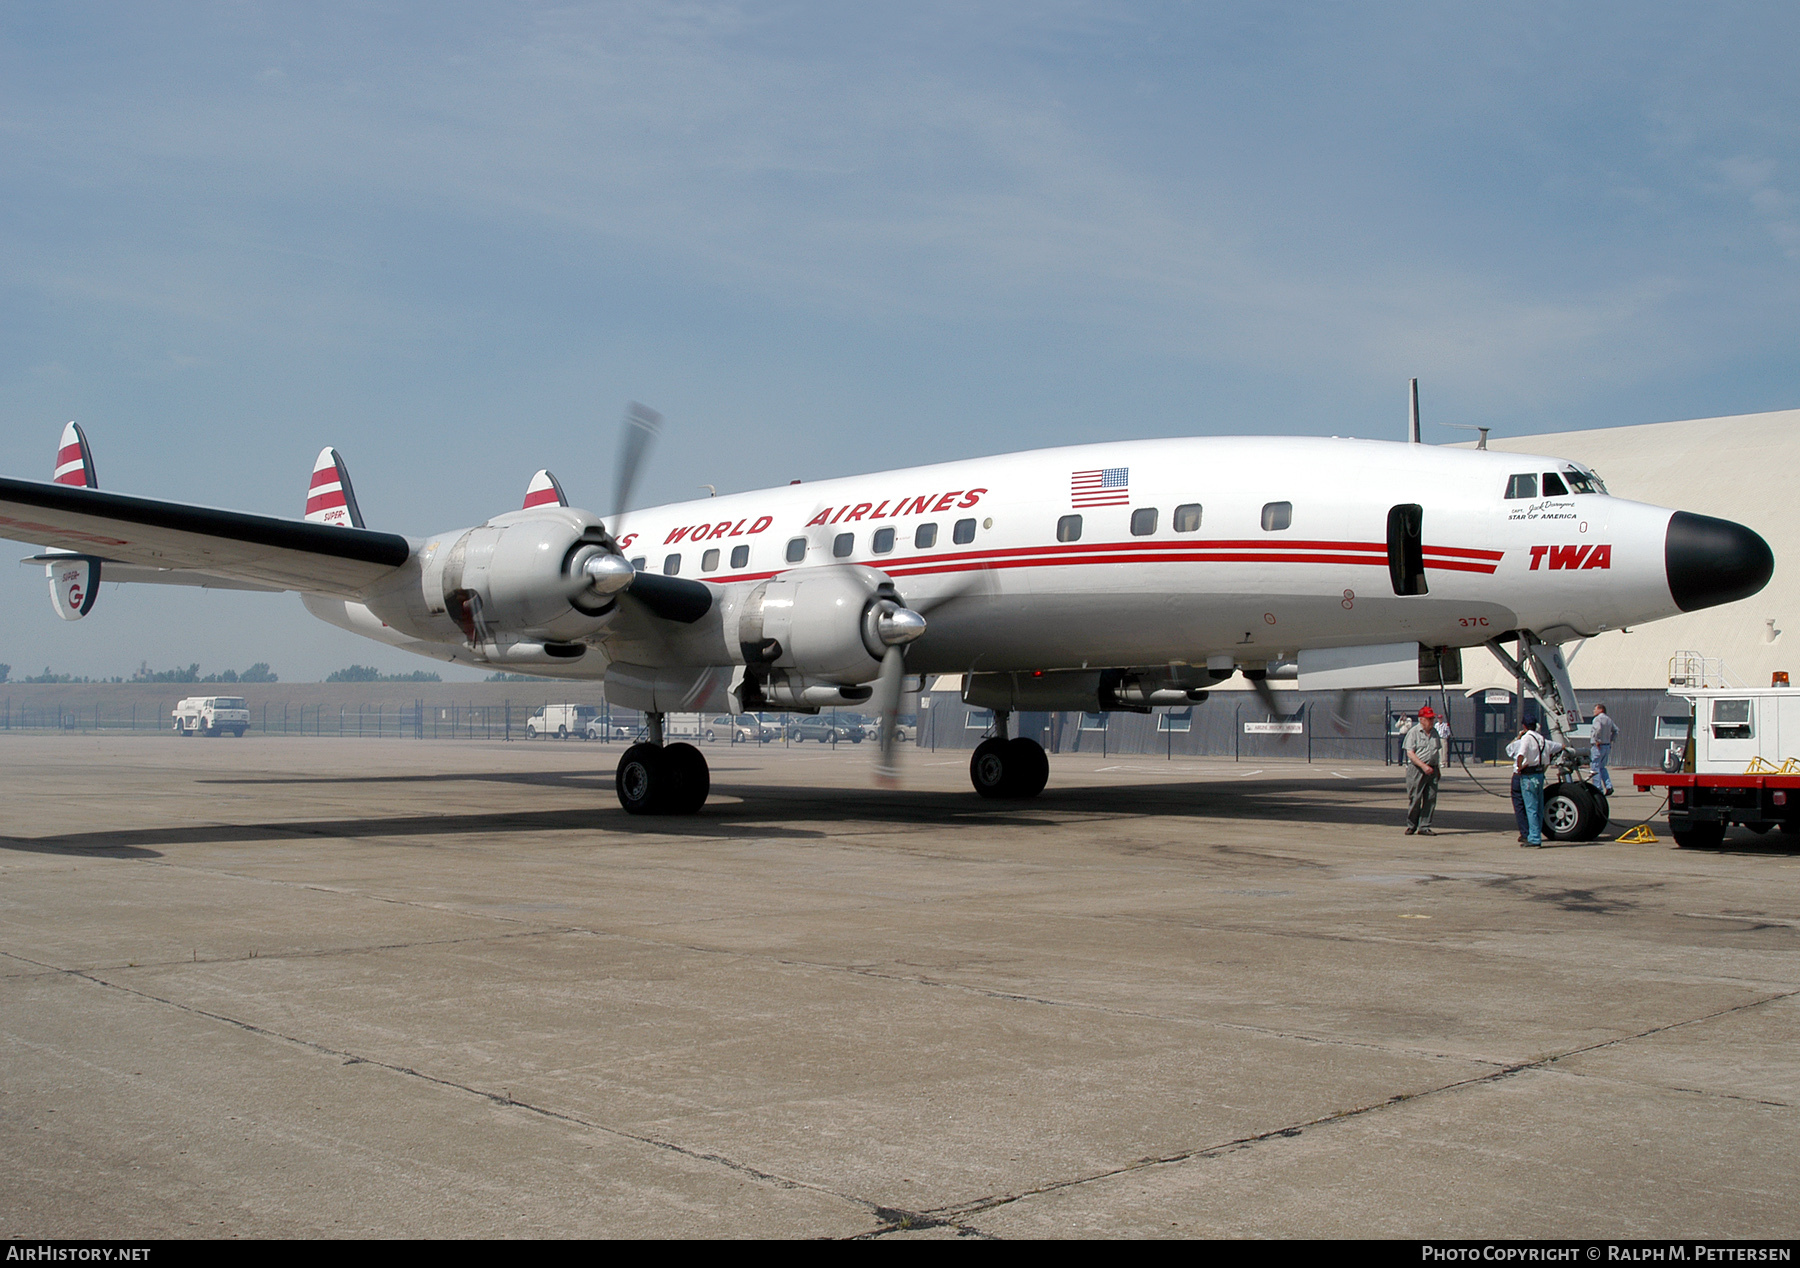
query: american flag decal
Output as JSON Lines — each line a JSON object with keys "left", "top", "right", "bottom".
{"left": 1071, "top": 467, "right": 1129, "bottom": 507}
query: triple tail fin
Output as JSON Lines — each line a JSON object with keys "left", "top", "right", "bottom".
{"left": 305, "top": 448, "right": 365, "bottom": 528}
{"left": 53, "top": 422, "right": 98, "bottom": 488}
{"left": 523, "top": 469, "right": 569, "bottom": 510}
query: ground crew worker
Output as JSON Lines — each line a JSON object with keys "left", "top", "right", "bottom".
{"left": 1403, "top": 705, "right": 1443, "bottom": 835}
{"left": 1590, "top": 703, "right": 1618, "bottom": 795}
{"left": 1515, "top": 721, "right": 1550, "bottom": 846}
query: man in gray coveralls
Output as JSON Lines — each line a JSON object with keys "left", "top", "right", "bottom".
{"left": 1404, "top": 705, "right": 1443, "bottom": 835}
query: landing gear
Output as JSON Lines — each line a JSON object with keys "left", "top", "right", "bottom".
{"left": 613, "top": 718, "right": 710, "bottom": 816}
{"left": 1543, "top": 781, "right": 1608, "bottom": 842}
{"left": 970, "top": 737, "right": 1049, "bottom": 800}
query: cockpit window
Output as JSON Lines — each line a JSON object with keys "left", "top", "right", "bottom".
{"left": 1506, "top": 474, "right": 1537, "bottom": 499}
{"left": 1562, "top": 467, "right": 1604, "bottom": 495}
{"left": 1541, "top": 472, "right": 1569, "bottom": 496}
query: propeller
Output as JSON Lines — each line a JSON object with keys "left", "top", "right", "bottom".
{"left": 867, "top": 596, "right": 927, "bottom": 783}
{"left": 612, "top": 401, "right": 663, "bottom": 521}
{"left": 1243, "top": 669, "right": 1298, "bottom": 742}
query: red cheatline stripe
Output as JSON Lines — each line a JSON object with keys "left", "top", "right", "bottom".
{"left": 522, "top": 488, "right": 561, "bottom": 508}
{"left": 686, "top": 537, "right": 1503, "bottom": 584}
{"left": 306, "top": 491, "right": 348, "bottom": 514}
{"left": 1423, "top": 543, "right": 1505, "bottom": 560}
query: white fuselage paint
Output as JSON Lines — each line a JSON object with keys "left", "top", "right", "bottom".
{"left": 319, "top": 436, "right": 1681, "bottom": 681}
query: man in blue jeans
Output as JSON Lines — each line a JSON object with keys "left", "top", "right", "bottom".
{"left": 1589, "top": 703, "right": 1618, "bottom": 796}
{"left": 1515, "top": 721, "right": 1549, "bottom": 846}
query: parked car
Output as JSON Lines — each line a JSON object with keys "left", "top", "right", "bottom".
{"left": 707, "top": 714, "right": 779, "bottom": 742}
{"left": 790, "top": 715, "right": 864, "bottom": 744}
{"left": 583, "top": 718, "right": 638, "bottom": 741}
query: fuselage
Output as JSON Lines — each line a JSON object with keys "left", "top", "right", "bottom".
{"left": 320, "top": 435, "right": 1768, "bottom": 681}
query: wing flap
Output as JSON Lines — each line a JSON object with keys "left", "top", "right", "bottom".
{"left": 0, "top": 477, "right": 411, "bottom": 596}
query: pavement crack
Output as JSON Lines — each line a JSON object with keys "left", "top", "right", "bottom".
{"left": 12, "top": 954, "right": 898, "bottom": 1222}
{"left": 921, "top": 986, "right": 1800, "bottom": 1224}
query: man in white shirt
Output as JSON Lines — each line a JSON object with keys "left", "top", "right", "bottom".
{"left": 1515, "top": 722, "right": 1550, "bottom": 846}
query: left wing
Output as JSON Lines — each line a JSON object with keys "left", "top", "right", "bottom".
{"left": 0, "top": 477, "right": 412, "bottom": 597}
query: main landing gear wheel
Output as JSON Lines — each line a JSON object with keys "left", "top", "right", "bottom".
{"left": 1543, "top": 781, "right": 1607, "bottom": 842}
{"left": 615, "top": 742, "right": 710, "bottom": 815}
{"left": 970, "top": 737, "right": 1049, "bottom": 800}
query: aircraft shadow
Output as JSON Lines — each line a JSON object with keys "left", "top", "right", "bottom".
{"left": 1, "top": 774, "right": 1645, "bottom": 858}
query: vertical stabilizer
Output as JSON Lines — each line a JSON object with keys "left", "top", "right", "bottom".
{"left": 305, "top": 448, "right": 365, "bottom": 528}
{"left": 1408, "top": 379, "right": 1421, "bottom": 444}
{"left": 523, "top": 469, "right": 569, "bottom": 510}
{"left": 53, "top": 422, "right": 98, "bottom": 487}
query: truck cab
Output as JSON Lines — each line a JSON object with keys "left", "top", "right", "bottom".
{"left": 172, "top": 696, "right": 249, "bottom": 737}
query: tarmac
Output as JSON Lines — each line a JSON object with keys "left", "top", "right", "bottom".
{"left": 1, "top": 733, "right": 1795, "bottom": 1239}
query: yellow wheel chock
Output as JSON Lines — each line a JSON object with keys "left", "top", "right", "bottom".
{"left": 1615, "top": 824, "right": 1658, "bottom": 844}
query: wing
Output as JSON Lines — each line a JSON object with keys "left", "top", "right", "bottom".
{"left": 0, "top": 476, "right": 412, "bottom": 596}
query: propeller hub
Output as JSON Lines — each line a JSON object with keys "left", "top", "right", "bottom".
{"left": 873, "top": 603, "right": 926, "bottom": 647}
{"left": 581, "top": 551, "right": 636, "bottom": 596}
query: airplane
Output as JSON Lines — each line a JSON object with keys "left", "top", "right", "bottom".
{"left": 3, "top": 406, "right": 1774, "bottom": 824}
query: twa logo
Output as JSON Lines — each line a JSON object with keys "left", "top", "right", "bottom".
{"left": 1528, "top": 544, "right": 1611, "bottom": 570}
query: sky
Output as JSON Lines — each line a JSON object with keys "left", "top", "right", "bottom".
{"left": 2, "top": 2, "right": 1798, "bottom": 682}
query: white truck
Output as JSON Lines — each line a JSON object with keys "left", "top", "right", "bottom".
{"left": 525, "top": 704, "right": 602, "bottom": 739}
{"left": 172, "top": 696, "right": 250, "bottom": 737}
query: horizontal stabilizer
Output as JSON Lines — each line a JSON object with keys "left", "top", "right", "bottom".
{"left": 0, "top": 476, "right": 411, "bottom": 596}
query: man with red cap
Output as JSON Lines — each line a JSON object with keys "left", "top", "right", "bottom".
{"left": 1403, "top": 705, "right": 1444, "bottom": 835}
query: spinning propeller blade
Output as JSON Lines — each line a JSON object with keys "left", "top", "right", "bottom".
{"left": 612, "top": 401, "right": 663, "bottom": 520}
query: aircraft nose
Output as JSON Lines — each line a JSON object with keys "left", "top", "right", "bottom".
{"left": 1665, "top": 511, "right": 1774, "bottom": 612}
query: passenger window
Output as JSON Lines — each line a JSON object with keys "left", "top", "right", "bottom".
{"left": 662, "top": 554, "right": 681, "bottom": 575}
{"left": 701, "top": 548, "right": 720, "bottom": 572}
{"left": 1130, "top": 507, "right": 1157, "bottom": 536}
{"left": 953, "top": 518, "right": 976, "bottom": 545}
{"left": 629, "top": 556, "right": 646, "bottom": 571}
{"left": 785, "top": 537, "right": 806, "bottom": 563}
{"left": 833, "top": 532, "right": 854, "bottom": 558}
{"left": 1506, "top": 474, "right": 1538, "bottom": 499}
{"left": 915, "top": 523, "right": 938, "bottom": 549}
{"left": 1057, "top": 514, "right": 1082, "bottom": 542}
{"left": 1260, "top": 501, "right": 1292, "bottom": 531}
{"left": 730, "top": 544, "right": 749, "bottom": 569}
{"left": 872, "top": 527, "right": 895, "bottom": 554}
{"left": 1712, "top": 699, "right": 1754, "bottom": 740}
{"left": 1541, "top": 472, "right": 1569, "bottom": 496}
{"left": 1173, "top": 504, "right": 1201, "bottom": 533}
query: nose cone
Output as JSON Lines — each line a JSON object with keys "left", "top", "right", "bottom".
{"left": 1666, "top": 511, "right": 1774, "bottom": 612}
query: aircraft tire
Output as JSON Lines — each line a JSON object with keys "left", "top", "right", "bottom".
{"left": 663, "top": 742, "right": 710, "bottom": 814}
{"left": 1543, "top": 781, "right": 1601, "bottom": 842}
{"left": 1568, "top": 784, "right": 1608, "bottom": 841}
{"left": 616, "top": 743, "right": 667, "bottom": 815}
{"left": 1005, "top": 738, "right": 1050, "bottom": 798}
{"left": 970, "top": 738, "right": 1010, "bottom": 799}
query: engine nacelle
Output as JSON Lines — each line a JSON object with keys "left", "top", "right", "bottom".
{"left": 422, "top": 509, "right": 623, "bottom": 647}
{"left": 737, "top": 566, "right": 894, "bottom": 685}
